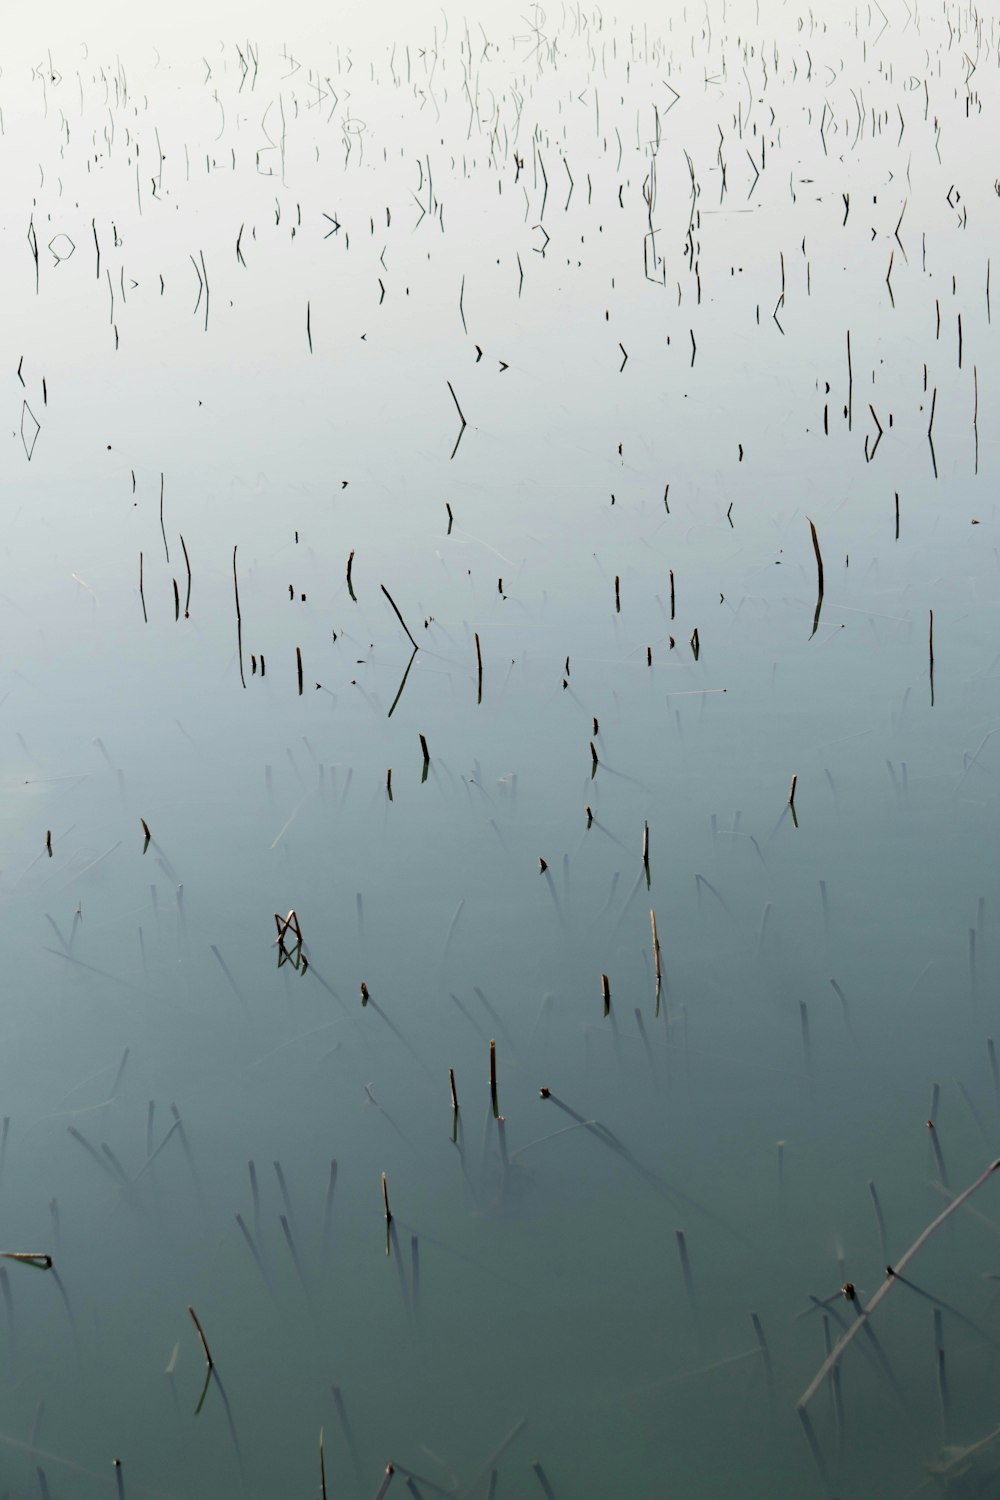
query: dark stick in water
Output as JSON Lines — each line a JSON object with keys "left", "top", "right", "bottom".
{"left": 160, "top": 474, "right": 169, "bottom": 563}
{"left": 233, "top": 546, "right": 246, "bottom": 688}
{"left": 180, "top": 534, "right": 192, "bottom": 616}
{"left": 187, "top": 1305, "right": 214, "bottom": 1368}
{"left": 373, "top": 1464, "right": 396, "bottom": 1500}
{"left": 490, "top": 1040, "right": 499, "bottom": 1117}
{"left": 381, "top": 584, "right": 419, "bottom": 652}
{"left": 808, "top": 519, "right": 824, "bottom": 637}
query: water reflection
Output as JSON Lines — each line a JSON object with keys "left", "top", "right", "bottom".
{"left": 2, "top": 1, "right": 1000, "bottom": 1496}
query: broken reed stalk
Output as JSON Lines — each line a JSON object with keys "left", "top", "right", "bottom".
{"left": 419, "top": 734, "right": 430, "bottom": 766}
{"left": 642, "top": 820, "right": 650, "bottom": 880}
{"left": 807, "top": 518, "right": 824, "bottom": 636}
{"left": 650, "top": 910, "right": 662, "bottom": 983}
{"left": 490, "top": 1039, "right": 498, "bottom": 1116}
{"left": 139, "top": 552, "right": 147, "bottom": 622}
{"left": 0, "top": 1252, "right": 52, "bottom": 1270}
{"left": 446, "top": 379, "right": 468, "bottom": 454}
{"left": 160, "top": 473, "right": 169, "bottom": 562}
{"left": 788, "top": 775, "right": 797, "bottom": 807}
{"left": 475, "top": 632, "right": 483, "bottom": 703}
{"left": 180, "top": 534, "right": 192, "bottom": 616}
{"left": 320, "top": 1428, "right": 328, "bottom": 1500}
{"left": 373, "top": 1464, "right": 395, "bottom": 1500}
{"left": 232, "top": 545, "right": 246, "bottom": 689}
{"left": 380, "top": 584, "right": 419, "bottom": 652}
{"left": 449, "top": 1068, "right": 459, "bottom": 1114}
{"left": 296, "top": 646, "right": 304, "bottom": 696}
{"left": 928, "top": 386, "right": 938, "bottom": 478}
{"left": 381, "top": 1172, "right": 392, "bottom": 1225}
{"left": 808, "top": 518, "right": 824, "bottom": 594}
{"left": 187, "top": 1305, "right": 214, "bottom": 1368}
{"left": 601, "top": 973, "right": 611, "bottom": 1017}
{"left": 346, "top": 550, "right": 356, "bottom": 602}
{"left": 797, "top": 1157, "right": 1000, "bottom": 1413}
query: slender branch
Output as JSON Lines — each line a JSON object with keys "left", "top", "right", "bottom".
{"left": 797, "top": 1158, "right": 1000, "bottom": 1412}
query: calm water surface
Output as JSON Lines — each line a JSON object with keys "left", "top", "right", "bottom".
{"left": 2, "top": 2, "right": 1000, "bottom": 1496}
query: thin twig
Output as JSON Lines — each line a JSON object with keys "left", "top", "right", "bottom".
{"left": 797, "top": 1158, "right": 1000, "bottom": 1412}
{"left": 381, "top": 585, "right": 419, "bottom": 652}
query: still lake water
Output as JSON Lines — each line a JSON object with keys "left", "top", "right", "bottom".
{"left": 2, "top": 1, "right": 1000, "bottom": 1495}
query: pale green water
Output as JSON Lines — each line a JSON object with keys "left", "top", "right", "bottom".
{"left": 2, "top": 2, "right": 1000, "bottom": 1497}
